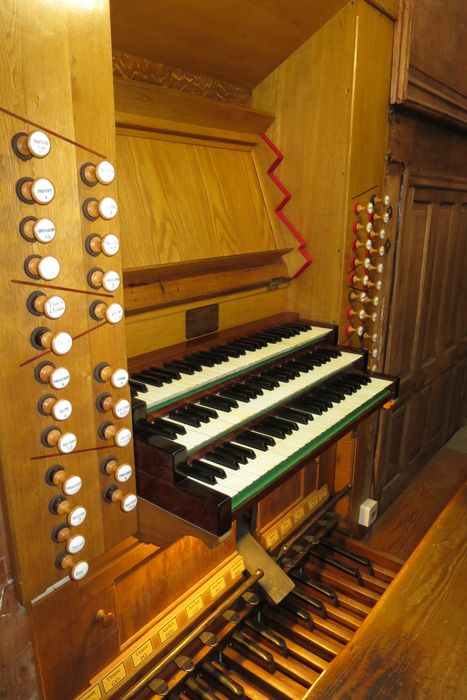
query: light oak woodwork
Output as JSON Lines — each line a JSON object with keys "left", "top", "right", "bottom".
{"left": 110, "top": 0, "right": 352, "bottom": 89}
{"left": 114, "top": 78, "right": 274, "bottom": 135}
{"left": 116, "top": 128, "right": 280, "bottom": 270}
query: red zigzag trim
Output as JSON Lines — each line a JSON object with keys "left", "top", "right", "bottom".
{"left": 259, "top": 132, "right": 312, "bottom": 279}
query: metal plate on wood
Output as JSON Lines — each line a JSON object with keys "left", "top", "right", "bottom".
{"left": 185, "top": 304, "right": 219, "bottom": 339}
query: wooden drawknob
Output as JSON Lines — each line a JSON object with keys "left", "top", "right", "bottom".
{"left": 47, "top": 466, "right": 82, "bottom": 496}
{"left": 36, "top": 363, "right": 71, "bottom": 390}
{"left": 20, "top": 216, "right": 56, "bottom": 243}
{"left": 97, "top": 394, "right": 131, "bottom": 419}
{"left": 89, "top": 301, "right": 123, "bottom": 324}
{"left": 94, "top": 363, "right": 128, "bottom": 388}
{"left": 353, "top": 220, "right": 373, "bottom": 234}
{"left": 345, "top": 323, "right": 364, "bottom": 337}
{"left": 50, "top": 496, "right": 87, "bottom": 527}
{"left": 102, "top": 458, "right": 133, "bottom": 483}
{"left": 54, "top": 526, "right": 86, "bottom": 554}
{"left": 25, "top": 255, "right": 60, "bottom": 281}
{"left": 57, "top": 553, "right": 89, "bottom": 581}
{"left": 96, "top": 609, "right": 115, "bottom": 628}
{"left": 83, "top": 196, "right": 117, "bottom": 221}
{"left": 354, "top": 201, "right": 373, "bottom": 215}
{"left": 87, "top": 267, "right": 120, "bottom": 292}
{"left": 32, "top": 328, "right": 73, "bottom": 355}
{"left": 86, "top": 233, "right": 120, "bottom": 257}
{"left": 38, "top": 395, "right": 72, "bottom": 421}
{"left": 98, "top": 422, "right": 132, "bottom": 447}
{"left": 349, "top": 290, "right": 367, "bottom": 303}
{"left": 80, "top": 160, "right": 115, "bottom": 186}
{"left": 13, "top": 130, "right": 51, "bottom": 159}
{"left": 104, "top": 486, "right": 137, "bottom": 513}
{"left": 367, "top": 279, "right": 383, "bottom": 290}
{"left": 28, "top": 292, "right": 66, "bottom": 319}
{"left": 17, "top": 177, "right": 55, "bottom": 204}
{"left": 42, "top": 426, "right": 77, "bottom": 453}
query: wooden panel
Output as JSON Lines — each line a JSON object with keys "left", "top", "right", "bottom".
{"left": 114, "top": 78, "right": 274, "bottom": 135}
{"left": 307, "top": 484, "right": 467, "bottom": 699}
{"left": 392, "top": 0, "right": 467, "bottom": 127}
{"left": 0, "top": 1, "right": 135, "bottom": 606}
{"left": 116, "top": 129, "right": 279, "bottom": 270}
{"left": 110, "top": 0, "right": 352, "bottom": 89}
{"left": 125, "top": 287, "right": 288, "bottom": 357}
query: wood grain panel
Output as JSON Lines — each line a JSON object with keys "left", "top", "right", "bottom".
{"left": 392, "top": 0, "right": 467, "bottom": 127}
{"left": 125, "top": 287, "right": 288, "bottom": 357}
{"left": 116, "top": 130, "right": 279, "bottom": 270}
{"left": 0, "top": 0, "right": 135, "bottom": 604}
{"left": 307, "top": 484, "right": 467, "bottom": 699}
{"left": 110, "top": 0, "right": 350, "bottom": 89}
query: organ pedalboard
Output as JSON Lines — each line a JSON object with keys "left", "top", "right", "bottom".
{"left": 131, "top": 314, "right": 398, "bottom": 536}
{"left": 0, "top": 122, "right": 137, "bottom": 602}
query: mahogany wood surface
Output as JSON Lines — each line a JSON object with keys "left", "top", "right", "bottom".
{"left": 306, "top": 482, "right": 467, "bottom": 699}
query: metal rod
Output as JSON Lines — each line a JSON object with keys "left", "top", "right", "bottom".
{"left": 120, "top": 568, "right": 264, "bottom": 700}
{"left": 275, "top": 484, "right": 352, "bottom": 564}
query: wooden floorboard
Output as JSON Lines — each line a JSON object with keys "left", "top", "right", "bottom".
{"left": 363, "top": 447, "right": 467, "bottom": 560}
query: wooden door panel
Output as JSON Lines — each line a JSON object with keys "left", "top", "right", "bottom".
{"left": 402, "top": 384, "right": 430, "bottom": 471}
{"left": 386, "top": 196, "right": 430, "bottom": 381}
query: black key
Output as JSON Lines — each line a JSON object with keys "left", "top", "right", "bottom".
{"left": 279, "top": 363, "right": 301, "bottom": 378}
{"left": 292, "top": 399, "right": 322, "bottom": 415}
{"left": 131, "top": 372, "right": 163, "bottom": 387}
{"left": 229, "top": 383, "right": 258, "bottom": 398}
{"left": 128, "top": 378, "right": 148, "bottom": 393}
{"left": 219, "top": 388, "right": 250, "bottom": 403}
{"left": 238, "top": 335, "right": 267, "bottom": 349}
{"left": 191, "top": 459, "right": 227, "bottom": 479}
{"left": 264, "top": 370, "right": 290, "bottom": 383}
{"left": 237, "top": 430, "right": 274, "bottom": 449}
{"left": 222, "top": 343, "right": 246, "bottom": 356}
{"left": 169, "top": 410, "right": 202, "bottom": 428}
{"left": 199, "top": 395, "right": 237, "bottom": 412}
{"left": 287, "top": 360, "right": 311, "bottom": 373}
{"left": 254, "top": 421, "right": 286, "bottom": 439}
{"left": 209, "top": 346, "right": 239, "bottom": 359}
{"left": 177, "top": 463, "right": 216, "bottom": 485}
{"left": 184, "top": 405, "right": 211, "bottom": 423}
{"left": 220, "top": 443, "right": 255, "bottom": 461}
{"left": 321, "top": 388, "right": 345, "bottom": 401}
{"left": 244, "top": 618, "right": 288, "bottom": 653}
{"left": 152, "top": 417, "right": 186, "bottom": 436}
{"left": 248, "top": 376, "right": 275, "bottom": 391}
{"left": 140, "top": 369, "right": 172, "bottom": 384}
{"left": 251, "top": 332, "right": 280, "bottom": 344}
{"left": 185, "top": 353, "right": 216, "bottom": 368}
{"left": 196, "top": 351, "right": 227, "bottom": 364}
{"left": 179, "top": 358, "right": 204, "bottom": 371}
{"left": 229, "top": 340, "right": 259, "bottom": 352}
{"left": 318, "top": 391, "right": 340, "bottom": 404}
{"left": 266, "top": 327, "right": 294, "bottom": 339}
{"left": 201, "top": 662, "right": 245, "bottom": 699}
{"left": 276, "top": 407, "right": 310, "bottom": 425}
{"left": 206, "top": 450, "right": 240, "bottom": 470}
{"left": 240, "top": 382, "right": 263, "bottom": 397}
{"left": 267, "top": 416, "right": 296, "bottom": 433}
{"left": 189, "top": 404, "right": 218, "bottom": 420}
{"left": 163, "top": 360, "right": 195, "bottom": 376}
{"left": 299, "top": 353, "right": 325, "bottom": 367}
{"left": 256, "top": 373, "right": 280, "bottom": 388}
{"left": 149, "top": 365, "right": 180, "bottom": 379}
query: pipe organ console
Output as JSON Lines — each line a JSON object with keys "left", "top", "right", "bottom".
{"left": 0, "top": 2, "right": 438, "bottom": 699}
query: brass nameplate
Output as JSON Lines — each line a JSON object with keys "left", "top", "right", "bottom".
{"left": 186, "top": 304, "right": 219, "bottom": 339}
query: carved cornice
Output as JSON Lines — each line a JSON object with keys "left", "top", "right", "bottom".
{"left": 112, "top": 51, "right": 250, "bottom": 106}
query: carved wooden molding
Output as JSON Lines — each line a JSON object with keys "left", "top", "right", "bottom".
{"left": 112, "top": 50, "right": 250, "bottom": 105}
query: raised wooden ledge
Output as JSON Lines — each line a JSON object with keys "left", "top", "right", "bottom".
{"left": 304, "top": 481, "right": 467, "bottom": 699}
{"left": 114, "top": 77, "right": 275, "bottom": 137}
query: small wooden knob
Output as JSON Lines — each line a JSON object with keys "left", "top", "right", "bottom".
{"left": 94, "top": 363, "right": 129, "bottom": 388}
{"left": 81, "top": 160, "right": 115, "bottom": 186}
{"left": 87, "top": 267, "right": 120, "bottom": 292}
{"left": 83, "top": 196, "right": 117, "bottom": 221}
{"left": 90, "top": 301, "right": 123, "bottom": 324}
{"left": 96, "top": 609, "right": 115, "bottom": 628}
{"left": 20, "top": 216, "right": 56, "bottom": 243}
{"left": 42, "top": 427, "right": 77, "bottom": 453}
{"left": 345, "top": 323, "right": 363, "bottom": 337}
{"left": 25, "top": 255, "right": 60, "bottom": 281}
{"left": 13, "top": 130, "right": 51, "bottom": 159}
{"left": 32, "top": 328, "right": 73, "bottom": 355}
{"left": 354, "top": 201, "right": 373, "bottom": 215}
{"left": 97, "top": 394, "right": 130, "bottom": 418}
{"left": 349, "top": 291, "right": 367, "bottom": 303}
{"left": 17, "top": 177, "right": 55, "bottom": 204}
{"left": 29, "top": 292, "right": 66, "bottom": 319}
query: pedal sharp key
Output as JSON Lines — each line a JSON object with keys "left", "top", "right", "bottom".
{"left": 148, "top": 678, "right": 169, "bottom": 696}
{"left": 199, "top": 630, "right": 218, "bottom": 647}
{"left": 174, "top": 654, "right": 194, "bottom": 672}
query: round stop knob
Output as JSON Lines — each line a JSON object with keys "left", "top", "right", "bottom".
{"left": 94, "top": 363, "right": 128, "bottom": 388}
{"left": 86, "top": 233, "right": 120, "bottom": 257}
{"left": 20, "top": 216, "right": 56, "bottom": 243}
{"left": 35, "top": 363, "right": 71, "bottom": 390}
{"left": 28, "top": 292, "right": 66, "bottom": 319}
{"left": 83, "top": 196, "right": 117, "bottom": 221}
{"left": 87, "top": 267, "right": 120, "bottom": 292}
{"left": 38, "top": 395, "right": 72, "bottom": 420}
{"left": 104, "top": 486, "right": 137, "bottom": 512}
{"left": 42, "top": 427, "right": 77, "bottom": 454}
{"left": 90, "top": 301, "right": 123, "bottom": 324}
{"left": 56, "top": 553, "right": 89, "bottom": 581}
{"left": 99, "top": 422, "right": 132, "bottom": 447}
{"left": 13, "top": 130, "right": 51, "bottom": 159}
{"left": 80, "top": 160, "right": 115, "bottom": 186}
{"left": 96, "top": 394, "right": 130, "bottom": 418}
{"left": 47, "top": 466, "right": 82, "bottom": 496}
{"left": 349, "top": 290, "right": 367, "bottom": 303}
{"left": 25, "top": 255, "right": 60, "bottom": 281}
{"left": 31, "top": 328, "right": 73, "bottom": 355}
{"left": 345, "top": 324, "right": 364, "bottom": 337}
{"left": 54, "top": 526, "right": 86, "bottom": 554}
{"left": 17, "top": 177, "right": 55, "bottom": 204}
{"left": 50, "top": 497, "right": 86, "bottom": 526}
